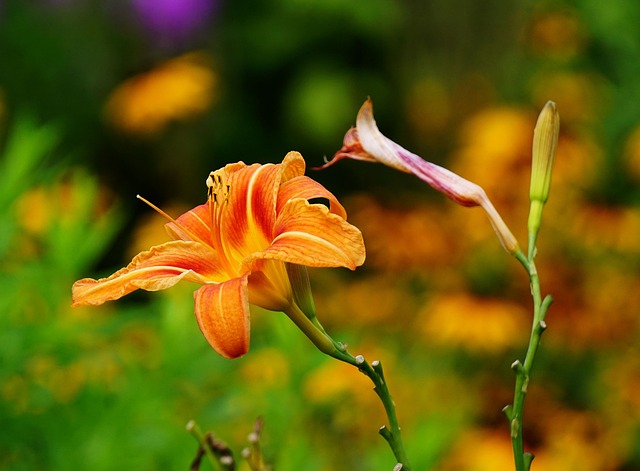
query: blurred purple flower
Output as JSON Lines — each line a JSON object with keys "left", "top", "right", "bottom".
{"left": 132, "top": 0, "right": 218, "bottom": 42}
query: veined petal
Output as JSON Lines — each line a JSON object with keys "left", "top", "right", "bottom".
{"left": 247, "top": 261, "right": 292, "bottom": 312}
{"left": 165, "top": 203, "right": 214, "bottom": 246}
{"left": 277, "top": 175, "right": 347, "bottom": 219}
{"left": 251, "top": 199, "right": 365, "bottom": 270}
{"left": 194, "top": 276, "right": 250, "bottom": 359}
{"left": 219, "top": 154, "right": 308, "bottom": 261}
{"left": 72, "top": 241, "right": 226, "bottom": 306}
{"left": 220, "top": 162, "right": 274, "bottom": 257}
{"left": 279, "top": 151, "right": 307, "bottom": 181}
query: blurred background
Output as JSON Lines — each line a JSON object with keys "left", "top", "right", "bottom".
{"left": 1, "top": 0, "right": 640, "bottom": 470}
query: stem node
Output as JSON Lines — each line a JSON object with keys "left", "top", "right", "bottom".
{"left": 511, "top": 360, "right": 524, "bottom": 374}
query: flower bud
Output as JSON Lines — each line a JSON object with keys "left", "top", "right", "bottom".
{"left": 528, "top": 101, "right": 560, "bottom": 242}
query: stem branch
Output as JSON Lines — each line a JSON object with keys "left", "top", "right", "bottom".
{"left": 331, "top": 349, "right": 412, "bottom": 470}
{"left": 284, "top": 303, "right": 411, "bottom": 470}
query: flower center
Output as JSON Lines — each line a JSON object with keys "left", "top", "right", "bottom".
{"left": 207, "top": 170, "right": 238, "bottom": 277}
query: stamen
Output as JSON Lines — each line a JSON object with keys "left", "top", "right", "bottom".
{"left": 205, "top": 171, "right": 237, "bottom": 277}
{"left": 136, "top": 194, "right": 207, "bottom": 246}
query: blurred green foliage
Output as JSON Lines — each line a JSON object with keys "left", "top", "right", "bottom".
{"left": 1, "top": 1, "right": 640, "bottom": 470}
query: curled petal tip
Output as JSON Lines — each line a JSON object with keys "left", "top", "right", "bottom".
{"left": 311, "top": 153, "right": 343, "bottom": 171}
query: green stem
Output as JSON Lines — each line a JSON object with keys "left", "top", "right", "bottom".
{"left": 284, "top": 304, "right": 412, "bottom": 470}
{"left": 335, "top": 350, "right": 411, "bottom": 470}
{"left": 505, "top": 256, "right": 553, "bottom": 471}
{"left": 284, "top": 303, "right": 338, "bottom": 356}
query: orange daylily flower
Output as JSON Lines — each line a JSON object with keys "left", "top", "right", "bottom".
{"left": 72, "top": 152, "right": 365, "bottom": 359}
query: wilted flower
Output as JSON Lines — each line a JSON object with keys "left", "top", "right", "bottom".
{"left": 72, "top": 152, "right": 365, "bottom": 359}
{"left": 320, "top": 99, "right": 521, "bottom": 255}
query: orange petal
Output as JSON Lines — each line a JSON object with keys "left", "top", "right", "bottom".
{"left": 245, "top": 163, "right": 280, "bottom": 243}
{"left": 277, "top": 175, "right": 347, "bottom": 219}
{"left": 194, "top": 277, "right": 250, "bottom": 359}
{"left": 279, "top": 151, "right": 307, "bottom": 181}
{"left": 246, "top": 260, "right": 292, "bottom": 312}
{"left": 220, "top": 153, "right": 308, "bottom": 259}
{"left": 72, "top": 241, "right": 227, "bottom": 306}
{"left": 216, "top": 163, "right": 272, "bottom": 258}
{"left": 253, "top": 199, "right": 365, "bottom": 270}
{"left": 165, "top": 203, "right": 214, "bottom": 247}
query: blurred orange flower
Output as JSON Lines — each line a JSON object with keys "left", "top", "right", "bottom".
{"left": 439, "top": 429, "right": 514, "bottom": 471}
{"left": 315, "top": 273, "right": 420, "bottom": 329}
{"left": 346, "top": 195, "right": 456, "bottom": 272}
{"left": 548, "top": 259, "right": 640, "bottom": 351}
{"left": 16, "top": 171, "right": 114, "bottom": 238}
{"left": 239, "top": 347, "right": 290, "bottom": 387}
{"left": 569, "top": 204, "right": 640, "bottom": 255}
{"left": 72, "top": 152, "right": 365, "bottom": 359}
{"left": 419, "top": 293, "right": 528, "bottom": 354}
{"left": 623, "top": 124, "right": 640, "bottom": 182}
{"left": 529, "top": 9, "right": 584, "bottom": 59}
{"left": 303, "top": 357, "right": 385, "bottom": 436}
{"left": 531, "top": 71, "right": 606, "bottom": 124}
{"left": 451, "top": 106, "right": 534, "bottom": 207}
{"left": 534, "top": 409, "right": 621, "bottom": 471}
{"left": 104, "top": 51, "right": 216, "bottom": 136}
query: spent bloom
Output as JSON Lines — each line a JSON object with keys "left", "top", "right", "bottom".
{"left": 319, "top": 99, "right": 521, "bottom": 255}
{"left": 72, "top": 152, "right": 365, "bottom": 359}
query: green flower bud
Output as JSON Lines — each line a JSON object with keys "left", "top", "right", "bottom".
{"left": 528, "top": 101, "right": 560, "bottom": 255}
